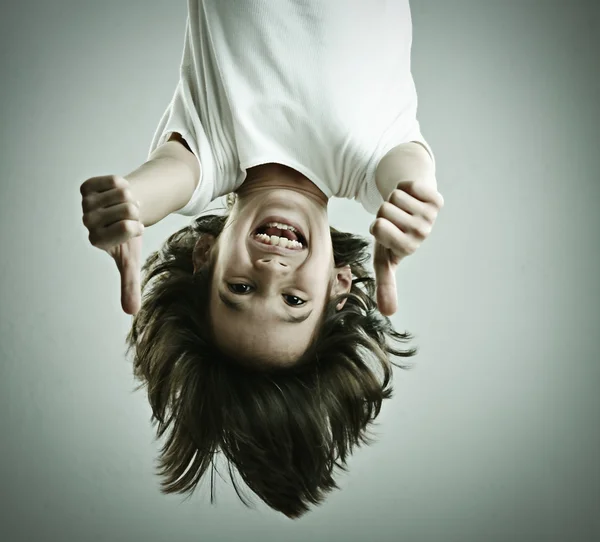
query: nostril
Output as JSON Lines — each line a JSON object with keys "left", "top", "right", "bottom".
{"left": 258, "top": 258, "right": 288, "bottom": 268}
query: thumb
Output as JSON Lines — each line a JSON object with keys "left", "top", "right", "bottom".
{"left": 118, "top": 236, "right": 142, "bottom": 315}
{"left": 373, "top": 243, "right": 398, "bottom": 316}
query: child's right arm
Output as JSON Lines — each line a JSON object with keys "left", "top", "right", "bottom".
{"left": 125, "top": 132, "right": 200, "bottom": 227}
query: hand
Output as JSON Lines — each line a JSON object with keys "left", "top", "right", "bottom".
{"left": 80, "top": 175, "right": 145, "bottom": 315}
{"left": 370, "top": 180, "right": 444, "bottom": 316}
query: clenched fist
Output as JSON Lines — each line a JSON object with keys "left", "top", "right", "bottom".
{"left": 80, "top": 175, "right": 144, "bottom": 315}
{"left": 370, "top": 180, "right": 444, "bottom": 316}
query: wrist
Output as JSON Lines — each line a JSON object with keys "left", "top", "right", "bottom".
{"left": 124, "top": 154, "right": 197, "bottom": 227}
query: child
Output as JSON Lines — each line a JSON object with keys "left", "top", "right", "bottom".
{"left": 80, "top": 0, "right": 443, "bottom": 519}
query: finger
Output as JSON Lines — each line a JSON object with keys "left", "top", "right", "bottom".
{"left": 388, "top": 187, "right": 438, "bottom": 225}
{"left": 370, "top": 217, "right": 419, "bottom": 258}
{"left": 89, "top": 220, "right": 144, "bottom": 251}
{"left": 386, "top": 187, "right": 424, "bottom": 216}
{"left": 377, "top": 201, "right": 432, "bottom": 241}
{"left": 390, "top": 188, "right": 440, "bottom": 225}
{"left": 100, "top": 201, "right": 140, "bottom": 228}
{"left": 83, "top": 201, "right": 140, "bottom": 231}
{"left": 397, "top": 180, "right": 444, "bottom": 209}
{"left": 80, "top": 175, "right": 129, "bottom": 198}
{"left": 119, "top": 241, "right": 142, "bottom": 315}
{"left": 377, "top": 201, "right": 413, "bottom": 230}
{"left": 121, "top": 263, "right": 142, "bottom": 315}
{"left": 373, "top": 244, "right": 398, "bottom": 316}
{"left": 82, "top": 185, "right": 137, "bottom": 214}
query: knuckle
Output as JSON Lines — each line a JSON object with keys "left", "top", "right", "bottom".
{"left": 123, "top": 188, "right": 135, "bottom": 203}
{"left": 422, "top": 208, "right": 437, "bottom": 224}
{"left": 431, "top": 188, "right": 444, "bottom": 208}
{"left": 378, "top": 201, "right": 393, "bottom": 218}
{"left": 118, "top": 220, "right": 136, "bottom": 236}
{"left": 425, "top": 190, "right": 443, "bottom": 210}
{"left": 371, "top": 217, "right": 386, "bottom": 236}
{"left": 82, "top": 194, "right": 96, "bottom": 213}
{"left": 80, "top": 176, "right": 97, "bottom": 193}
{"left": 113, "top": 175, "right": 129, "bottom": 190}
{"left": 115, "top": 186, "right": 129, "bottom": 200}
{"left": 404, "top": 241, "right": 418, "bottom": 255}
{"left": 88, "top": 231, "right": 99, "bottom": 247}
{"left": 388, "top": 189, "right": 403, "bottom": 207}
{"left": 114, "top": 221, "right": 128, "bottom": 236}
{"left": 125, "top": 202, "right": 139, "bottom": 218}
{"left": 107, "top": 175, "right": 122, "bottom": 189}
{"left": 414, "top": 223, "right": 431, "bottom": 239}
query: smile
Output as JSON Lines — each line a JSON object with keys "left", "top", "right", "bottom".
{"left": 252, "top": 217, "right": 308, "bottom": 250}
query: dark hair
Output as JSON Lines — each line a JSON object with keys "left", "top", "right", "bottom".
{"left": 126, "top": 211, "right": 417, "bottom": 518}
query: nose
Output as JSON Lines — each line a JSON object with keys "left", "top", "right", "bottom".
{"left": 256, "top": 258, "right": 290, "bottom": 272}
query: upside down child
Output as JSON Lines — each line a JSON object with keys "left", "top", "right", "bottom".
{"left": 80, "top": 0, "right": 443, "bottom": 519}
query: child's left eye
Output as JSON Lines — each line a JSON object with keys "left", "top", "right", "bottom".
{"left": 229, "top": 283, "right": 252, "bottom": 294}
{"left": 284, "top": 295, "right": 305, "bottom": 306}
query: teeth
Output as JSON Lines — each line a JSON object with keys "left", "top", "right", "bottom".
{"left": 255, "top": 233, "right": 303, "bottom": 249}
{"left": 271, "top": 234, "right": 285, "bottom": 247}
{"left": 265, "top": 222, "right": 298, "bottom": 233}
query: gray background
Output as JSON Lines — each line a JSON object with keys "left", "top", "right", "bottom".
{"left": 1, "top": 1, "right": 598, "bottom": 541}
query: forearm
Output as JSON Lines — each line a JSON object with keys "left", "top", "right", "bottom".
{"left": 375, "top": 141, "right": 436, "bottom": 201}
{"left": 124, "top": 139, "right": 199, "bottom": 227}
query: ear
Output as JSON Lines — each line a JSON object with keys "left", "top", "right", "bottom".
{"left": 331, "top": 264, "right": 352, "bottom": 310}
{"left": 192, "top": 234, "right": 216, "bottom": 273}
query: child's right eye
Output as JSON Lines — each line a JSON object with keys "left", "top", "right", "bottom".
{"left": 228, "top": 283, "right": 252, "bottom": 294}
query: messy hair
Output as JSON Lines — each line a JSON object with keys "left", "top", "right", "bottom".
{"left": 126, "top": 203, "right": 418, "bottom": 519}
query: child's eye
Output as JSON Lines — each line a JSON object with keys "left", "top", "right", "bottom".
{"left": 228, "top": 283, "right": 252, "bottom": 294}
{"left": 284, "top": 295, "right": 305, "bottom": 306}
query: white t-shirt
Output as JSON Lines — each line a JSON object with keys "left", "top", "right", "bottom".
{"left": 149, "top": 0, "right": 435, "bottom": 216}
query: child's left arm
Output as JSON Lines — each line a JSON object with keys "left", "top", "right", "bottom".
{"left": 371, "top": 141, "right": 444, "bottom": 316}
{"left": 375, "top": 141, "right": 437, "bottom": 196}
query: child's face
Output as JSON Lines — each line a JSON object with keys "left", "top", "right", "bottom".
{"left": 200, "top": 185, "right": 351, "bottom": 367}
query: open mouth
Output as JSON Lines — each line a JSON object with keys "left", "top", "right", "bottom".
{"left": 253, "top": 219, "right": 307, "bottom": 250}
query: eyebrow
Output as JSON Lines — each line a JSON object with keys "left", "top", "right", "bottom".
{"left": 218, "top": 291, "right": 313, "bottom": 324}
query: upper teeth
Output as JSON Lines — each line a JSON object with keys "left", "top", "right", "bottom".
{"left": 264, "top": 222, "right": 298, "bottom": 233}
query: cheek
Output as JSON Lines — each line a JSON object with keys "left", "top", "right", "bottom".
{"left": 211, "top": 241, "right": 237, "bottom": 276}
{"left": 300, "top": 262, "right": 334, "bottom": 293}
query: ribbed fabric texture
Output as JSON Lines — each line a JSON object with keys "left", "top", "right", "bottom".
{"left": 149, "top": 0, "right": 435, "bottom": 216}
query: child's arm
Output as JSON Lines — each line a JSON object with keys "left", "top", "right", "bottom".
{"left": 371, "top": 141, "right": 443, "bottom": 316}
{"left": 375, "top": 141, "right": 436, "bottom": 201}
{"left": 80, "top": 133, "right": 199, "bottom": 314}
{"left": 125, "top": 133, "right": 200, "bottom": 227}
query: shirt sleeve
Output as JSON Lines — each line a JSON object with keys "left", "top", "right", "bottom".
{"left": 147, "top": 18, "right": 216, "bottom": 217}
{"left": 357, "top": 118, "right": 436, "bottom": 215}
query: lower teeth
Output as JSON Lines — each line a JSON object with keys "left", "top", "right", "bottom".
{"left": 255, "top": 233, "right": 302, "bottom": 249}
